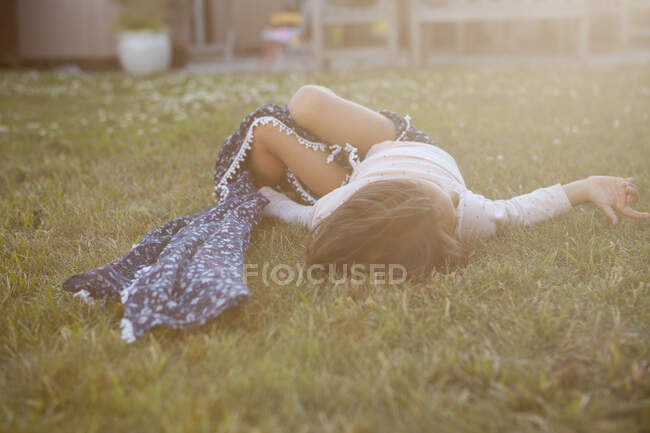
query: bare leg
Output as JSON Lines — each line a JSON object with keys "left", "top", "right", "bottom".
{"left": 249, "top": 121, "right": 348, "bottom": 197}
{"left": 288, "top": 85, "right": 397, "bottom": 159}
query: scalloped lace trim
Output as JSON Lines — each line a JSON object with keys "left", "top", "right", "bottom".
{"left": 286, "top": 170, "right": 317, "bottom": 204}
{"left": 396, "top": 114, "right": 411, "bottom": 141}
{"left": 326, "top": 144, "right": 342, "bottom": 164}
{"left": 344, "top": 142, "right": 360, "bottom": 168}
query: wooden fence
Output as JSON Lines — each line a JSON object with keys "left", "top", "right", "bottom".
{"left": 5, "top": 0, "right": 649, "bottom": 64}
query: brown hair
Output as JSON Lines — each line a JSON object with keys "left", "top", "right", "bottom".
{"left": 305, "top": 179, "right": 465, "bottom": 279}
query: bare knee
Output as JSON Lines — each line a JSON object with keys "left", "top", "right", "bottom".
{"left": 289, "top": 85, "right": 334, "bottom": 125}
{"left": 252, "top": 121, "right": 275, "bottom": 152}
{"left": 253, "top": 120, "right": 292, "bottom": 156}
{"left": 250, "top": 123, "right": 285, "bottom": 184}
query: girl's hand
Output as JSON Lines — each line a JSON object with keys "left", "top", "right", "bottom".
{"left": 586, "top": 176, "right": 650, "bottom": 225}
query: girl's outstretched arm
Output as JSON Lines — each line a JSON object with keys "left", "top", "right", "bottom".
{"left": 458, "top": 176, "right": 648, "bottom": 243}
{"left": 563, "top": 176, "right": 649, "bottom": 225}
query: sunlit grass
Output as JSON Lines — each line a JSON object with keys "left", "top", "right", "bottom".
{"left": 1, "top": 66, "right": 649, "bottom": 433}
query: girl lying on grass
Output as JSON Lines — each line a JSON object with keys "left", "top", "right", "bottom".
{"left": 62, "top": 83, "right": 649, "bottom": 342}
{"left": 248, "top": 85, "right": 649, "bottom": 277}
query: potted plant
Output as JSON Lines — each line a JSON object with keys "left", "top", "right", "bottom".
{"left": 112, "top": 0, "right": 173, "bottom": 75}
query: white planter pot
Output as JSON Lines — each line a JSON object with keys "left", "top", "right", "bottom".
{"left": 117, "top": 30, "right": 171, "bottom": 75}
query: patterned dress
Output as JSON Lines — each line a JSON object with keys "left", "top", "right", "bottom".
{"left": 61, "top": 104, "right": 435, "bottom": 343}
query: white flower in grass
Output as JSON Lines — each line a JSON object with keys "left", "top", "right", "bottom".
{"left": 613, "top": 120, "right": 620, "bottom": 128}
{"left": 553, "top": 138, "right": 561, "bottom": 145}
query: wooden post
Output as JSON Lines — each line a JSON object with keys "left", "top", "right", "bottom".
{"left": 621, "top": 0, "right": 630, "bottom": 49}
{"left": 409, "top": 0, "right": 421, "bottom": 66}
{"left": 579, "top": 8, "right": 590, "bottom": 59}
{"left": 224, "top": 28, "right": 234, "bottom": 61}
{"left": 387, "top": 0, "right": 398, "bottom": 65}
{"left": 312, "top": 0, "right": 323, "bottom": 69}
{"left": 193, "top": 0, "right": 205, "bottom": 45}
{"left": 455, "top": 22, "right": 464, "bottom": 54}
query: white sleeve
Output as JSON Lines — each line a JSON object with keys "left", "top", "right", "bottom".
{"left": 458, "top": 183, "right": 573, "bottom": 243}
{"left": 258, "top": 186, "right": 313, "bottom": 228}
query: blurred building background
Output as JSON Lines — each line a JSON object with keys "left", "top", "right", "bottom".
{"left": 1, "top": 0, "right": 649, "bottom": 70}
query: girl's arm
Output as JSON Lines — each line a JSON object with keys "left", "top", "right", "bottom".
{"left": 459, "top": 176, "right": 648, "bottom": 243}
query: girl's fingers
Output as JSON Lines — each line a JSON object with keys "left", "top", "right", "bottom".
{"left": 621, "top": 206, "right": 650, "bottom": 219}
{"left": 599, "top": 204, "right": 619, "bottom": 225}
{"left": 603, "top": 177, "right": 647, "bottom": 223}
{"left": 626, "top": 184, "right": 639, "bottom": 204}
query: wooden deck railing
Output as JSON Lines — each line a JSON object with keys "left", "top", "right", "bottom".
{"left": 311, "top": 0, "right": 399, "bottom": 68}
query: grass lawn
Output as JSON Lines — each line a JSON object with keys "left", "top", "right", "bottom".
{"left": 1, "top": 66, "right": 649, "bottom": 433}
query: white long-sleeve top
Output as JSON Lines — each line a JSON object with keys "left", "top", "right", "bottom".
{"left": 262, "top": 140, "right": 574, "bottom": 243}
